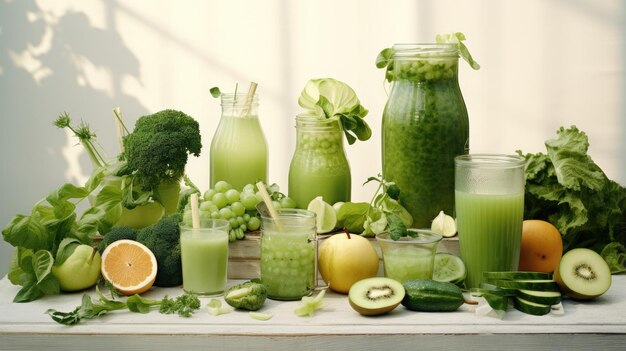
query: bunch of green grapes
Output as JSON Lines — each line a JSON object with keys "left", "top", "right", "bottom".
{"left": 182, "top": 181, "right": 296, "bottom": 242}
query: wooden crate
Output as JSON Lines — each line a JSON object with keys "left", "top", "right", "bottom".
{"left": 228, "top": 232, "right": 460, "bottom": 279}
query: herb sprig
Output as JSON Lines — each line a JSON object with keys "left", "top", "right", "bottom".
{"left": 46, "top": 286, "right": 201, "bottom": 325}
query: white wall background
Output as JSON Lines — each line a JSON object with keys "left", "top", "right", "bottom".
{"left": 1, "top": 0, "right": 624, "bottom": 277}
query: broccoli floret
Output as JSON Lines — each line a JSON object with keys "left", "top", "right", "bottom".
{"left": 135, "top": 215, "right": 182, "bottom": 287}
{"left": 224, "top": 281, "right": 268, "bottom": 311}
{"left": 97, "top": 226, "right": 137, "bottom": 253}
{"left": 122, "top": 109, "right": 202, "bottom": 193}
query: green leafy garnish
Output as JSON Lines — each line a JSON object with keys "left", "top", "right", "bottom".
{"left": 435, "top": 32, "right": 481, "bottom": 70}
{"left": 209, "top": 87, "right": 222, "bottom": 98}
{"left": 376, "top": 31, "right": 480, "bottom": 82}
{"left": 46, "top": 287, "right": 201, "bottom": 325}
{"left": 518, "top": 126, "right": 626, "bottom": 272}
{"left": 298, "top": 78, "right": 371, "bottom": 145}
{"left": 336, "top": 175, "right": 413, "bottom": 239}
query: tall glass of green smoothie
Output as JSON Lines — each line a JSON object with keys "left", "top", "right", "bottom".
{"left": 260, "top": 208, "right": 317, "bottom": 300}
{"left": 180, "top": 219, "right": 230, "bottom": 296}
{"left": 455, "top": 154, "right": 525, "bottom": 288}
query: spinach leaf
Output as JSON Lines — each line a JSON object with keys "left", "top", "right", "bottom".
{"left": 336, "top": 202, "right": 371, "bottom": 234}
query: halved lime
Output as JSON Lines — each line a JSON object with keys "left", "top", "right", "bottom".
{"left": 433, "top": 253, "right": 466, "bottom": 286}
{"left": 307, "top": 196, "right": 337, "bottom": 234}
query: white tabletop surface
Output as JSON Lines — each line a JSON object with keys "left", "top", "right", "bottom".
{"left": 1, "top": 275, "right": 625, "bottom": 351}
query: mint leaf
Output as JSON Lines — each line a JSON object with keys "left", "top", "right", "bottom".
{"left": 387, "top": 213, "right": 408, "bottom": 241}
{"left": 209, "top": 87, "right": 222, "bottom": 98}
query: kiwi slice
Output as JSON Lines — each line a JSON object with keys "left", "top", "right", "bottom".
{"left": 554, "top": 248, "right": 612, "bottom": 300}
{"left": 348, "top": 277, "right": 405, "bottom": 316}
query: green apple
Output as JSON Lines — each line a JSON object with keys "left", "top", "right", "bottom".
{"left": 52, "top": 244, "right": 102, "bottom": 292}
{"left": 318, "top": 231, "right": 380, "bottom": 294}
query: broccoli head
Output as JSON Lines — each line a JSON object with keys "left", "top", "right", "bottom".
{"left": 122, "top": 109, "right": 202, "bottom": 192}
{"left": 136, "top": 214, "right": 182, "bottom": 287}
{"left": 224, "top": 280, "right": 268, "bottom": 311}
{"left": 97, "top": 226, "right": 137, "bottom": 253}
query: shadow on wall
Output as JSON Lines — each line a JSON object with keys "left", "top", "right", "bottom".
{"left": 0, "top": 0, "right": 147, "bottom": 276}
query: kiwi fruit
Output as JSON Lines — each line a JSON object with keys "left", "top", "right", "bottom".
{"left": 553, "top": 248, "right": 612, "bottom": 300}
{"left": 348, "top": 277, "right": 405, "bottom": 316}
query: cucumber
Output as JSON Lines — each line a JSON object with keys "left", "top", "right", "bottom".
{"left": 491, "top": 279, "right": 559, "bottom": 292}
{"left": 433, "top": 253, "right": 466, "bottom": 286}
{"left": 483, "top": 271, "right": 552, "bottom": 280}
{"left": 512, "top": 297, "right": 551, "bottom": 316}
{"left": 516, "top": 289, "right": 561, "bottom": 306}
{"left": 402, "top": 279, "right": 464, "bottom": 312}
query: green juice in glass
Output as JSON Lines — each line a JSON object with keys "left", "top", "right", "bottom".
{"left": 260, "top": 209, "right": 316, "bottom": 300}
{"left": 288, "top": 116, "right": 351, "bottom": 208}
{"left": 210, "top": 115, "right": 268, "bottom": 190}
{"left": 376, "top": 231, "right": 441, "bottom": 283}
{"left": 455, "top": 191, "right": 524, "bottom": 288}
{"left": 180, "top": 224, "right": 229, "bottom": 296}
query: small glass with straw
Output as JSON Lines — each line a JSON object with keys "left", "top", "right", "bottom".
{"left": 257, "top": 182, "right": 318, "bottom": 300}
{"left": 180, "top": 193, "right": 230, "bottom": 296}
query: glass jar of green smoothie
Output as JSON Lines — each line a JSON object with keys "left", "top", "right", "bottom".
{"left": 210, "top": 93, "right": 268, "bottom": 190}
{"left": 260, "top": 208, "right": 317, "bottom": 300}
{"left": 288, "top": 115, "right": 351, "bottom": 208}
{"left": 382, "top": 44, "right": 469, "bottom": 228}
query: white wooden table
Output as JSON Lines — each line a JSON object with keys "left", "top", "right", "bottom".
{"left": 1, "top": 275, "right": 625, "bottom": 351}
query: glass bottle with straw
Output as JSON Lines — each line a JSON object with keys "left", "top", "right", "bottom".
{"left": 209, "top": 82, "right": 268, "bottom": 190}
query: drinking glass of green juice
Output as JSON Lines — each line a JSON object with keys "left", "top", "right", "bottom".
{"left": 260, "top": 209, "right": 317, "bottom": 300}
{"left": 376, "top": 230, "right": 442, "bottom": 283}
{"left": 180, "top": 219, "right": 230, "bottom": 296}
{"left": 455, "top": 154, "right": 525, "bottom": 289}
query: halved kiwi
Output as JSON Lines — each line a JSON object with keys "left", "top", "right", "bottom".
{"left": 554, "top": 248, "right": 612, "bottom": 300}
{"left": 348, "top": 277, "right": 405, "bottom": 316}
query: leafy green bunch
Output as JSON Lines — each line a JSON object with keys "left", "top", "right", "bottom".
{"left": 518, "top": 126, "right": 626, "bottom": 272}
{"left": 336, "top": 175, "right": 413, "bottom": 239}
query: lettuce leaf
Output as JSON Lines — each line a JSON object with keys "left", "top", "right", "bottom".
{"left": 518, "top": 126, "right": 626, "bottom": 272}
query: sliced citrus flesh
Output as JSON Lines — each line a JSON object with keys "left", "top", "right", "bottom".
{"left": 307, "top": 196, "right": 337, "bottom": 233}
{"left": 100, "top": 239, "right": 157, "bottom": 295}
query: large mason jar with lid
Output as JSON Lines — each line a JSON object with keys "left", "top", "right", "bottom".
{"left": 382, "top": 44, "right": 469, "bottom": 228}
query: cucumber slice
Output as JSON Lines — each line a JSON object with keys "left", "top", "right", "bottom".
{"left": 492, "top": 279, "right": 559, "bottom": 292}
{"left": 433, "top": 253, "right": 466, "bottom": 286}
{"left": 513, "top": 297, "right": 551, "bottom": 316}
{"left": 475, "top": 283, "right": 516, "bottom": 297}
{"left": 482, "top": 292, "right": 510, "bottom": 311}
{"left": 516, "top": 289, "right": 561, "bottom": 306}
{"left": 483, "top": 271, "right": 552, "bottom": 280}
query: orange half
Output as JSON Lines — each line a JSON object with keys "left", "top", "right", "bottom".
{"left": 101, "top": 239, "right": 158, "bottom": 295}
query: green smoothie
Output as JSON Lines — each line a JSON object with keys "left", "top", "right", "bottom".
{"left": 180, "top": 225, "right": 229, "bottom": 296}
{"left": 376, "top": 231, "right": 441, "bottom": 283}
{"left": 455, "top": 191, "right": 524, "bottom": 288}
{"left": 210, "top": 115, "right": 268, "bottom": 190}
{"left": 288, "top": 116, "right": 351, "bottom": 209}
{"left": 382, "top": 45, "right": 469, "bottom": 228}
{"left": 260, "top": 209, "right": 316, "bottom": 300}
